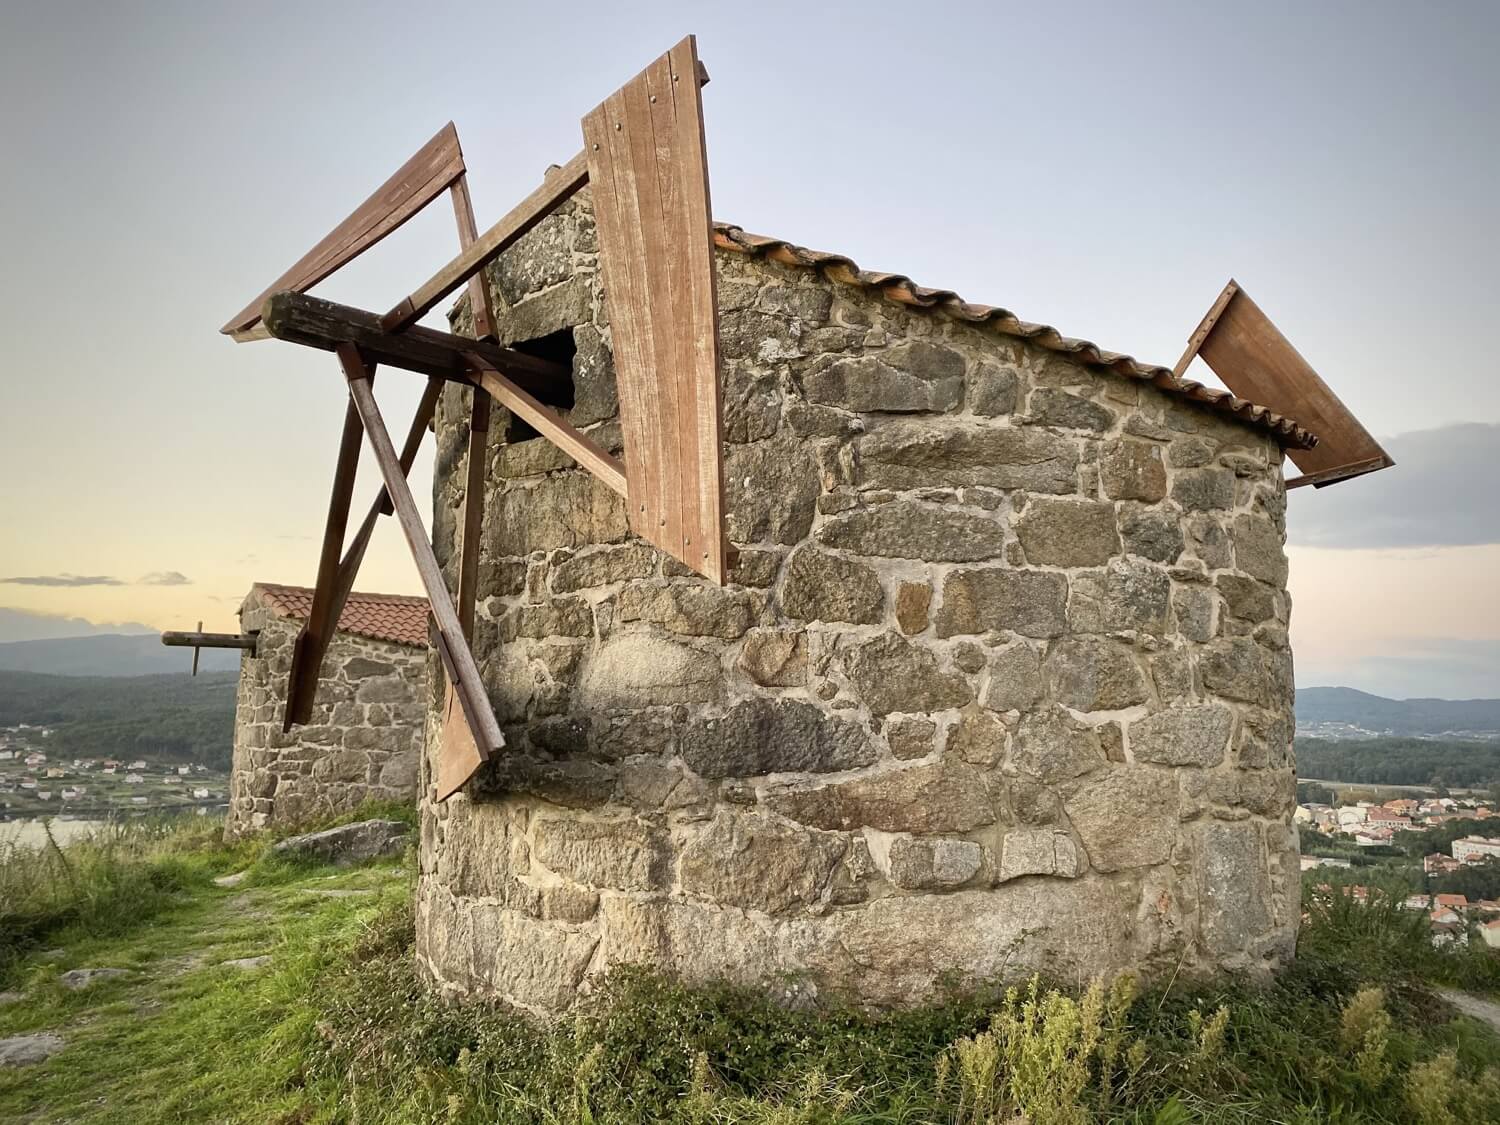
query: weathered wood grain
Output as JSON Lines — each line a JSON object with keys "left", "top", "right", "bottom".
{"left": 261, "top": 291, "right": 566, "bottom": 392}
{"left": 1179, "top": 281, "right": 1394, "bottom": 489}
{"left": 582, "top": 35, "right": 726, "bottom": 582}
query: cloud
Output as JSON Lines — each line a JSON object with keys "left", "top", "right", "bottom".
{"left": 0, "top": 607, "right": 155, "bottom": 644}
{"left": 1288, "top": 423, "right": 1500, "bottom": 549}
{"left": 1296, "top": 636, "right": 1500, "bottom": 700}
{"left": 138, "top": 571, "right": 191, "bottom": 586}
{"left": 1, "top": 573, "right": 122, "bottom": 587}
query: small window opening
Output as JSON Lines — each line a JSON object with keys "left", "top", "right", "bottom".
{"left": 505, "top": 327, "right": 577, "bottom": 442}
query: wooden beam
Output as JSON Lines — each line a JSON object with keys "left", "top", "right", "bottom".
{"left": 582, "top": 35, "right": 727, "bottom": 583}
{"left": 340, "top": 347, "right": 503, "bottom": 788}
{"left": 223, "top": 123, "right": 466, "bottom": 336}
{"left": 466, "top": 353, "right": 628, "bottom": 497}
{"left": 262, "top": 291, "right": 568, "bottom": 392}
{"left": 449, "top": 171, "right": 498, "bottom": 341}
{"left": 456, "top": 390, "right": 490, "bottom": 643}
{"left": 1179, "top": 281, "right": 1394, "bottom": 489}
{"left": 161, "top": 631, "right": 258, "bottom": 651}
{"left": 284, "top": 378, "right": 366, "bottom": 730}
{"left": 381, "top": 151, "right": 590, "bottom": 333}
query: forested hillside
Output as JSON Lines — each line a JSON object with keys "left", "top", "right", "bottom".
{"left": 1297, "top": 735, "right": 1500, "bottom": 790}
{"left": 0, "top": 671, "right": 236, "bottom": 768}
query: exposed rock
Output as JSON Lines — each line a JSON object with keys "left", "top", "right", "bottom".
{"left": 550, "top": 544, "right": 657, "bottom": 592}
{"left": 1120, "top": 508, "right": 1184, "bottom": 564}
{"left": 221, "top": 955, "right": 272, "bottom": 971}
{"left": 855, "top": 421, "right": 1078, "bottom": 494}
{"left": 1196, "top": 821, "right": 1272, "bottom": 955}
{"left": 817, "top": 501, "right": 1005, "bottom": 562}
{"left": 1068, "top": 559, "right": 1172, "bottom": 635}
{"left": 934, "top": 568, "right": 1069, "bottom": 639}
{"left": 1100, "top": 440, "right": 1168, "bottom": 502}
{"left": 885, "top": 715, "right": 937, "bottom": 759}
{"left": 842, "top": 632, "right": 972, "bottom": 713}
{"left": 883, "top": 835, "right": 982, "bottom": 890}
{"left": 213, "top": 871, "right": 248, "bottom": 888}
{"left": 895, "top": 581, "right": 933, "bottom": 635}
{"left": 1216, "top": 574, "right": 1277, "bottom": 622}
{"left": 1010, "top": 706, "right": 1105, "bottom": 784}
{"left": 803, "top": 342, "right": 965, "bottom": 412}
{"left": 271, "top": 819, "right": 409, "bottom": 866}
{"left": 725, "top": 437, "right": 819, "bottom": 545}
{"left": 489, "top": 472, "right": 629, "bottom": 554}
{"left": 1200, "top": 636, "right": 1273, "bottom": 706}
{"left": 1028, "top": 389, "right": 1114, "bottom": 433}
{"left": 0, "top": 1033, "right": 65, "bottom": 1067}
{"left": 781, "top": 548, "right": 884, "bottom": 624}
{"left": 1044, "top": 636, "right": 1149, "bottom": 712}
{"left": 59, "top": 968, "right": 128, "bottom": 990}
{"left": 0, "top": 992, "right": 23, "bottom": 1006}
{"left": 1015, "top": 499, "right": 1120, "bottom": 567}
{"left": 997, "top": 829, "right": 1082, "bottom": 881}
{"left": 679, "top": 811, "right": 845, "bottom": 914}
{"left": 1172, "top": 585, "right": 1215, "bottom": 642}
{"left": 738, "top": 628, "right": 808, "bottom": 687}
{"left": 617, "top": 583, "right": 756, "bottom": 640}
{"left": 1129, "top": 704, "right": 1233, "bottom": 767}
{"left": 968, "top": 362, "right": 1020, "bottom": 415}
{"left": 577, "top": 634, "right": 722, "bottom": 708}
{"left": 767, "top": 761, "right": 996, "bottom": 834}
{"left": 532, "top": 816, "right": 667, "bottom": 890}
{"left": 981, "top": 642, "right": 1043, "bottom": 712}
{"left": 1064, "top": 767, "right": 1177, "bottom": 872}
{"left": 1232, "top": 515, "right": 1289, "bottom": 586}
{"left": 681, "top": 697, "right": 875, "bottom": 778}
{"left": 946, "top": 705, "right": 1009, "bottom": 766}
{"left": 1171, "top": 469, "right": 1235, "bottom": 512}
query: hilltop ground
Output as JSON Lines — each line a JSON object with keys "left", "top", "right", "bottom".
{"left": 2, "top": 809, "right": 1499, "bottom": 1124}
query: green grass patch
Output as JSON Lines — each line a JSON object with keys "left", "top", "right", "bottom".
{"left": 2, "top": 819, "right": 1499, "bottom": 1124}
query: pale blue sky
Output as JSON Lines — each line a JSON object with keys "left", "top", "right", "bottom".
{"left": 1, "top": 0, "right": 1496, "bottom": 696}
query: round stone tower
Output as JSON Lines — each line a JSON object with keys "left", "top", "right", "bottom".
{"left": 415, "top": 193, "right": 1300, "bottom": 1016}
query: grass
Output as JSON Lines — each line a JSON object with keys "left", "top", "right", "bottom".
{"left": 1, "top": 810, "right": 1498, "bottom": 1123}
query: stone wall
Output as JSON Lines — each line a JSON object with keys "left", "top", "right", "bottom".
{"left": 416, "top": 194, "right": 1299, "bottom": 1016}
{"left": 225, "top": 592, "right": 427, "bottom": 838}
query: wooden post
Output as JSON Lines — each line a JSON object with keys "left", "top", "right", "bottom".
{"left": 284, "top": 385, "right": 366, "bottom": 730}
{"left": 337, "top": 344, "right": 503, "bottom": 787}
{"left": 456, "top": 391, "right": 490, "bottom": 643}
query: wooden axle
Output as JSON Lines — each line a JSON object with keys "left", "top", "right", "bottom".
{"left": 260, "top": 292, "right": 567, "bottom": 393}
{"left": 161, "top": 631, "right": 258, "bottom": 651}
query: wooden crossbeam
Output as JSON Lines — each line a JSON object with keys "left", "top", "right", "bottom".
{"left": 284, "top": 386, "right": 366, "bottom": 730}
{"left": 223, "top": 123, "right": 466, "bottom": 337}
{"left": 466, "top": 353, "right": 627, "bottom": 497}
{"left": 262, "top": 292, "right": 567, "bottom": 391}
{"left": 382, "top": 152, "right": 590, "bottom": 334}
{"left": 337, "top": 345, "right": 503, "bottom": 790}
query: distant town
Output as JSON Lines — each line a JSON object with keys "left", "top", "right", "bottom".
{"left": 0, "top": 723, "right": 229, "bottom": 819}
{"left": 1299, "top": 790, "right": 1500, "bottom": 951}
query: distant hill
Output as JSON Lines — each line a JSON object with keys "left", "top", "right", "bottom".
{"left": 1297, "top": 686, "right": 1500, "bottom": 739}
{"left": 0, "top": 670, "right": 237, "bottom": 768}
{"left": 0, "top": 633, "right": 241, "bottom": 677}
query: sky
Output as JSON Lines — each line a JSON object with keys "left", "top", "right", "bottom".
{"left": 0, "top": 0, "right": 1496, "bottom": 698}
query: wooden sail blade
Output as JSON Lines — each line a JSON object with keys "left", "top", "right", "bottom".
{"left": 223, "top": 123, "right": 466, "bottom": 336}
{"left": 1175, "top": 281, "right": 1394, "bottom": 489}
{"left": 582, "top": 34, "right": 727, "bottom": 582}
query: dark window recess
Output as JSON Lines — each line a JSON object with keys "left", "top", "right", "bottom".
{"left": 504, "top": 327, "right": 577, "bottom": 442}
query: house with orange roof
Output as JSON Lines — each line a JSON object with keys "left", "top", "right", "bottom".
{"left": 222, "top": 582, "right": 431, "bottom": 839}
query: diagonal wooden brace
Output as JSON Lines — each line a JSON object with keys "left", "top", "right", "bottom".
{"left": 336, "top": 344, "right": 503, "bottom": 796}
{"left": 284, "top": 382, "right": 367, "bottom": 730}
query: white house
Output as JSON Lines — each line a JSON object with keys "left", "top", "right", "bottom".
{"left": 124, "top": 773, "right": 144, "bottom": 785}
{"left": 1452, "top": 837, "right": 1500, "bottom": 864}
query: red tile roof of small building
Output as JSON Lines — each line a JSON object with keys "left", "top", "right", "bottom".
{"left": 249, "top": 583, "right": 429, "bottom": 648}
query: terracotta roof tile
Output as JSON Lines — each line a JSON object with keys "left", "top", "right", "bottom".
{"left": 250, "top": 583, "right": 429, "bottom": 648}
{"left": 711, "top": 223, "right": 1318, "bottom": 449}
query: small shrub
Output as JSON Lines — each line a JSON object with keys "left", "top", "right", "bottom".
{"left": 1405, "top": 1049, "right": 1459, "bottom": 1125}
{"left": 1337, "top": 987, "right": 1392, "bottom": 1088}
